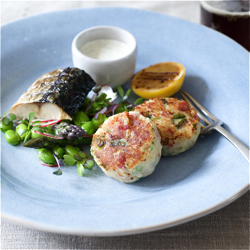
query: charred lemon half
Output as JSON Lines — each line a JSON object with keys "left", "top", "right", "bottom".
{"left": 131, "top": 62, "right": 185, "bottom": 99}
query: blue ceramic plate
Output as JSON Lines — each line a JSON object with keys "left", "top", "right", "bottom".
{"left": 1, "top": 7, "right": 249, "bottom": 236}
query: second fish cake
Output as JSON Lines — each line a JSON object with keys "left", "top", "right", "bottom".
{"left": 133, "top": 97, "right": 201, "bottom": 156}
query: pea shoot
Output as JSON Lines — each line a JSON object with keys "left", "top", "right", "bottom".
{"left": 16, "top": 112, "right": 35, "bottom": 143}
{"left": 115, "top": 86, "right": 144, "bottom": 114}
{"left": 63, "top": 145, "right": 95, "bottom": 176}
{"left": 0, "top": 113, "right": 16, "bottom": 132}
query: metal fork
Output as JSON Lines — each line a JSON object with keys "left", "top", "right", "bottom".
{"left": 179, "top": 91, "right": 250, "bottom": 163}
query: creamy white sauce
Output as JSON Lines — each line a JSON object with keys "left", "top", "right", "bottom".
{"left": 80, "top": 39, "right": 131, "bottom": 60}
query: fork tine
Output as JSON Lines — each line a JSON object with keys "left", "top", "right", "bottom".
{"left": 180, "top": 91, "right": 218, "bottom": 121}
{"left": 178, "top": 91, "right": 210, "bottom": 126}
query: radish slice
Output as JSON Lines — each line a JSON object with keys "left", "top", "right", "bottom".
{"left": 40, "top": 120, "right": 62, "bottom": 127}
{"left": 31, "top": 119, "right": 54, "bottom": 123}
{"left": 33, "top": 130, "right": 64, "bottom": 139}
{"left": 31, "top": 119, "right": 62, "bottom": 125}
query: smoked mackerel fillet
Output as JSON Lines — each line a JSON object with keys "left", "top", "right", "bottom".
{"left": 10, "top": 67, "right": 96, "bottom": 120}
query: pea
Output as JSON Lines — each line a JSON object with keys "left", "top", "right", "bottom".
{"left": 81, "top": 121, "right": 95, "bottom": 135}
{"left": 0, "top": 121, "right": 13, "bottom": 133}
{"left": 31, "top": 126, "right": 44, "bottom": 139}
{"left": 38, "top": 148, "right": 56, "bottom": 165}
{"left": 16, "top": 123, "right": 30, "bottom": 140}
{"left": 73, "top": 111, "right": 90, "bottom": 126}
{"left": 5, "top": 130, "right": 20, "bottom": 145}
{"left": 64, "top": 145, "right": 80, "bottom": 158}
{"left": 53, "top": 145, "right": 65, "bottom": 159}
{"left": 91, "top": 113, "right": 106, "bottom": 131}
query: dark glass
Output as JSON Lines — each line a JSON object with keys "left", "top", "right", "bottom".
{"left": 200, "top": 1, "right": 250, "bottom": 51}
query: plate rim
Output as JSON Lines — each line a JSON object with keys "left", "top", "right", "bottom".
{"left": 2, "top": 185, "right": 249, "bottom": 236}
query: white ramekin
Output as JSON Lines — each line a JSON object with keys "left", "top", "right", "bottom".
{"left": 72, "top": 26, "right": 137, "bottom": 88}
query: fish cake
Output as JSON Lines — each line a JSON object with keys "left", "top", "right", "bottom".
{"left": 133, "top": 97, "right": 200, "bottom": 156}
{"left": 91, "top": 111, "right": 162, "bottom": 183}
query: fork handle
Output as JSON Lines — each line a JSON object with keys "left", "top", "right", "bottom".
{"left": 213, "top": 126, "right": 250, "bottom": 163}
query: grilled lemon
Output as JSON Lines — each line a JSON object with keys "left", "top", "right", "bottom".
{"left": 131, "top": 62, "right": 185, "bottom": 99}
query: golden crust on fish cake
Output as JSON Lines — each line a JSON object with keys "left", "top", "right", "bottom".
{"left": 91, "top": 111, "right": 162, "bottom": 183}
{"left": 133, "top": 97, "right": 200, "bottom": 156}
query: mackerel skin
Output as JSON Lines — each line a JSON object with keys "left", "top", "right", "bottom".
{"left": 10, "top": 67, "right": 96, "bottom": 120}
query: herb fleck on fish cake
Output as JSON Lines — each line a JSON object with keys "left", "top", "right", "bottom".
{"left": 134, "top": 97, "right": 201, "bottom": 156}
{"left": 91, "top": 111, "right": 162, "bottom": 183}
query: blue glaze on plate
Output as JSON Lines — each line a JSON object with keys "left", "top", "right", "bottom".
{"left": 1, "top": 7, "right": 249, "bottom": 236}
